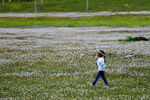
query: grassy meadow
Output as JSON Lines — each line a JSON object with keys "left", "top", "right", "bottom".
{"left": 0, "top": 0, "right": 150, "bottom": 12}
{"left": 1, "top": 15, "right": 150, "bottom": 27}
{"left": 0, "top": 46, "right": 150, "bottom": 99}
{"left": 0, "top": 0, "right": 150, "bottom": 99}
{"left": 0, "top": 27, "right": 150, "bottom": 99}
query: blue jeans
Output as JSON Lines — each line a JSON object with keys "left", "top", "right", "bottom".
{"left": 92, "top": 71, "right": 108, "bottom": 86}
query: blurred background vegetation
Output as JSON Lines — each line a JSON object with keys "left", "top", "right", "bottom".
{"left": 0, "top": 0, "right": 150, "bottom": 13}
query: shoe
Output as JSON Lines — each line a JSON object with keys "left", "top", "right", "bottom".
{"left": 89, "top": 84, "right": 94, "bottom": 87}
{"left": 104, "top": 85, "right": 109, "bottom": 88}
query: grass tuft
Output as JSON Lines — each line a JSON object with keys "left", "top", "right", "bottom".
{"left": 119, "top": 36, "right": 150, "bottom": 42}
{"left": 119, "top": 36, "right": 135, "bottom": 42}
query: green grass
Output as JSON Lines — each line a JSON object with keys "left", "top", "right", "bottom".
{"left": 1, "top": 15, "right": 150, "bottom": 27}
{"left": 1, "top": 0, "right": 150, "bottom": 12}
{"left": 119, "top": 36, "right": 135, "bottom": 42}
{"left": 119, "top": 36, "right": 150, "bottom": 42}
{"left": 0, "top": 46, "right": 150, "bottom": 99}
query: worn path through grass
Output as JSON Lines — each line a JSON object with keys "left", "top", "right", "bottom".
{"left": 1, "top": 11, "right": 150, "bottom": 17}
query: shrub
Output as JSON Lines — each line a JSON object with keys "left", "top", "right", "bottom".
{"left": 119, "top": 36, "right": 149, "bottom": 42}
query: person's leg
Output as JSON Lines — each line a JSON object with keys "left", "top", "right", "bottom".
{"left": 92, "top": 71, "right": 101, "bottom": 85}
{"left": 101, "top": 71, "right": 108, "bottom": 86}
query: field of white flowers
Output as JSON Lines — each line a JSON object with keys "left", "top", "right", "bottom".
{"left": 0, "top": 27, "right": 150, "bottom": 99}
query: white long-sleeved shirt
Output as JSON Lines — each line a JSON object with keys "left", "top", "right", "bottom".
{"left": 95, "top": 57, "right": 106, "bottom": 71}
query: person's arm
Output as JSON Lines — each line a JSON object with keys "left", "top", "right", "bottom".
{"left": 95, "top": 61, "right": 98, "bottom": 67}
{"left": 94, "top": 58, "right": 98, "bottom": 68}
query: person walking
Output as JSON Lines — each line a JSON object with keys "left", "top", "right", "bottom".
{"left": 90, "top": 50, "right": 108, "bottom": 87}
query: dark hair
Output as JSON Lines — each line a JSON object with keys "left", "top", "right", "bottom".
{"left": 98, "top": 50, "right": 106, "bottom": 62}
{"left": 98, "top": 50, "right": 105, "bottom": 57}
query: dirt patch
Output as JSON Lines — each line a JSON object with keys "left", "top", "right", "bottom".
{"left": 0, "top": 36, "right": 26, "bottom": 40}
{"left": 133, "top": 37, "right": 149, "bottom": 41}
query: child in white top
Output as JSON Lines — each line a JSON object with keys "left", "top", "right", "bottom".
{"left": 91, "top": 50, "right": 108, "bottom": 87}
